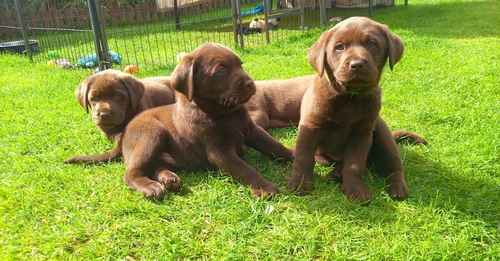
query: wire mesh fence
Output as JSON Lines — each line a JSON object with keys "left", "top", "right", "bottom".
{"left": 0, "top": 0, "right": 408, "bottom": 71}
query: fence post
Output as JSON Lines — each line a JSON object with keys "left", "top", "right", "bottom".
{"left": 95, "top": 0, "right": 111, "bottom": 69}
{"left": 235, "top": 0, "right": 244, "bottom": 48}
{"left": 368, "top": 0, "right": 373, "bottom": 16}
{"left": 3, "top": 0, "right": 9, "bottom": 13}
{"left": 319, "top": 0, "right": 326, "bottom": 26}
{"left": 13, "top": 0, "right": 32, "bottom": 61}
{"left": 263, "top": 0, "right": 270, "bottom": 44}
{"left": 230, "top": 0, "right": 239, "bottom": 48}
{"left": 87, "top": 0, "right": 110, "bottom": 70}
{"left": 173, "top": 0, "right": 181, "bottom": 30}
{"left": 300, "top": 0, "right": 305, "bottom": 30}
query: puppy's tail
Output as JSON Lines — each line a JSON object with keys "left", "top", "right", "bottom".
{"left": 392, "top": 130, "right": 428, "bottom": 145}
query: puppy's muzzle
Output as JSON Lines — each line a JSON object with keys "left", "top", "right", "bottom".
{"left": 349, "top": 58, "right": 367, "bottom": 71}
{"left": 241, "top": 79, "right": 257, "bottom": 102}
{"left": 93, "top": 110, "right": 115, "bottom": 124}
{"left": 219, "top": 79, "right": 256, "bottom": 108}
{"left": 337, "top": 57, "right": 377, "bottom": 90}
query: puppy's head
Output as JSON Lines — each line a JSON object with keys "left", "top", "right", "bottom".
{"left": 75, "top": 69, "right": 144, "bottom": 129}
{"left": 170, "top": 43, "right": 256, "bottom": 113}
{"left": 308, "top": 17, "right": 404, "bottom": 94}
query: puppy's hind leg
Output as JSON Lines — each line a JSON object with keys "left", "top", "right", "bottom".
{"left": 123, "top": 126, "right": 169, "bottom": 200}
{"left": 370, "top": 118, "right": 409, "bottom": 200}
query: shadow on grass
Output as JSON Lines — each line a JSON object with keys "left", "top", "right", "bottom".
{"left": 154, "top": 133, "right": 497, "bottom": 228}
{"left": 279, "top": 149, "right": 500, "bottom": 228}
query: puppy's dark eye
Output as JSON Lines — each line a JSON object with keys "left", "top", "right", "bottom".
{"left": 114, "top": 92, "right": 125, "bottom": 99}
{"left": 335, "top": 43, "right": 345, "bottom": 52}
{"left": 214, "top": 66, "right": 227, "bottom": 76}
{"left": 367, "top": 39, "right": 378, "bottom": 48}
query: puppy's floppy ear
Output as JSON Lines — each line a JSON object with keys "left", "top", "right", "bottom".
{"left": 176, "top": 52, "right": 188, "bottom": 63}
{"left": 308, "top": 31, "right": 329, "bottom": 77}
{"left": 382, "top": 25, "right": 404, "bottom": 70}
{"left": 171, "top": 53, "right": 195, "bottom": 101}
{"left": 75, "top": 79, "right": 91, "bottom": 113}
{"left": 118, "top": 72, "right": 145, "bottom": 113}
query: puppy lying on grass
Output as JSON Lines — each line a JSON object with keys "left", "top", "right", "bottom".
{"left": 121, "top": 43, "right": 293, "bottom": 199}
{"left": 67, "top": 60, "right": 424, "bottom": 167}
{"left": 65, "top": 70, "right": 175, "bottom": 164}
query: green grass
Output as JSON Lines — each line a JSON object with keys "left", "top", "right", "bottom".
{"left": 1, "top": 0, "right": 499, "bottom": 259}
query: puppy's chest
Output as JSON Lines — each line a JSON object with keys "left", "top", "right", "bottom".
{"left": 315, "top": 95, "right": 380, "bottom": 159}
{"left": 322, "top": 95, "right": 380, "bottom": 127}
{"left": 206, "top": 116, "right": 249, "bottom": 145}
{"left": 176, "top": 112, "right": 248, "bottom": 147}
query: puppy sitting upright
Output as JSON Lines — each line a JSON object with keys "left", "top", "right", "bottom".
{"left": 288, "top": 17, "right": 409, "bottom": 201}
{"left": 121, "top": 43, "right": 293, "bottom": 199}
{"left": 65, "top": 70, "right": 175, "bottom": 164}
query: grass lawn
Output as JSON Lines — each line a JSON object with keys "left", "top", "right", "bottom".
{"left": 0, "top": 0, "right": 499, "bottom": 259}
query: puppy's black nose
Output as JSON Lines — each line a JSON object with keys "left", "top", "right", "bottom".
{"left": 349, "top": 59, "right": 366, "bottom": 70}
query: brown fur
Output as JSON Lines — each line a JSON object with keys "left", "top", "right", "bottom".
{"left": 65, "top": 70, "right": 175, "bottom": 164}
{"left": 177, "top": 53, "right": 426, "bottom": 147}
{"left": 247, "top": 76, "right": 314, "bottom": 128}
{"left": 121, "top": 43, "right": 293, "bottom": 199}
{"left": 287, "top": 17, "right": 412, "bottom": 202}
{"left": 248, "top": 77, "right": 426, "bottom": 145}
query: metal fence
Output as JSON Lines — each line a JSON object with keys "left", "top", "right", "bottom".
{"left": 0, "top": 0, "right": 408, "bottom": 71}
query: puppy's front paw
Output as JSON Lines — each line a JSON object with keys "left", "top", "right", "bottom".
{"left": 157, "top": 171, "right": 181, "bottom": 192}
{"left": 251, "top": 181, "right": 278, "bottom": 198}
{"left": 139, "top": 181, "right": 166, "bottom": 200}
{"left": 287, "top": 173, "right": 313, "bottom": 195}
{"left": 388, "top": 177, "right": 409, "bottom": 200}
{"left": 341, "top": 176, "right": 372, "bottom": 203}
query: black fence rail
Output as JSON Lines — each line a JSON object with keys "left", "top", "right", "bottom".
{"left": 0, "top": 0, "right": 407, "bottom": 71}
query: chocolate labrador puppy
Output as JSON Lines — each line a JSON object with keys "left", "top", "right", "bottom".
{"left": 65, "top": 70, "right": 175, "bottom": 164}
{"left": 247, "top": 76, "right": 313, "bottom": 129}
{"left": 288, "top": 17, "right": 412, "bottom": 201}
{"left": 121, "top": 43, "right": 293, "bottom": 199}
{"left": 176, "top": 52, "right": 426, "bottom": 145}
{"left": 248, "top": 76, "right": 426, "bottom": 145}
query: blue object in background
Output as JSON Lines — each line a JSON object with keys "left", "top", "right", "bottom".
{"left": 241, "top": 4, "right": 264, "bottom": 17}
{"left": 77, "top": 51, "right": 122, "bottom": 68}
